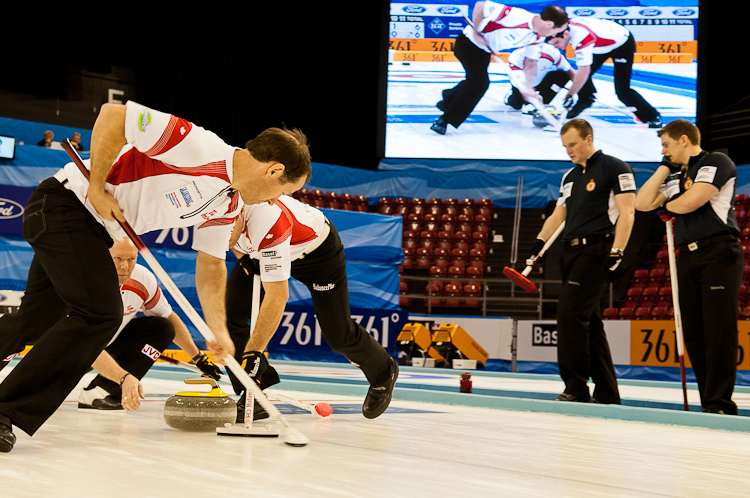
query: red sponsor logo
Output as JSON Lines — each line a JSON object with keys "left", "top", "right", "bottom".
{"left": 124, "top": 305, "right": 137, "bottom": 316}
{"left": 201, "top": 209, "right": 218, "bottom": 220}
{"left": 3, "top": 353, "right": 17, "bottom": 362}
{"left": 141, "top": 344, "right": 161, "bottom": 361}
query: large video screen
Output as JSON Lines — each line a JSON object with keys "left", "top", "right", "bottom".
{"left": 384, "top": 1, "right": 698, "bottom": 161}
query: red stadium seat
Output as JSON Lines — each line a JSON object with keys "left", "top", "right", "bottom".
{"left": 650, "top": 307, "right": 668, "bottom": 319}
{"left": 602, "top": 308, "right": 619, "bottom": 320}
{"left": 624, "top": 287, "right": 642, "bottom": 306}
{"left": 462, "top": 282, "right": 482, "bottom": 308}
{"left": 415, "top": 248, "right": 432, "bottom": 269}
{"left": 640, "top": 286, "right": 659, "bottom": 306}
{"left": 632, "top": 269, "right": 649, "bottom": 284}
{"left": 325, "top": 191, "right": 340, "bottom": 210}
{"left": 634, "top": 307, "right": 652, "bottom": 319}
{"left": 443, "top": 283, "right": 462, "bottom": 307}
{"left": 466, "top": 266, "right": 484, "bottom": 279}
{"left": 618, "top": 307, "right": 634, "bottom": 319}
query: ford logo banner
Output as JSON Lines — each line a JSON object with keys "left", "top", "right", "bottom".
{"left": 572, "top": 9, "right": 596, "bottom": 17}
{"left": 0, "top": 198, "right": 24, "bottom": 220}
{"left": 403, "top": 5, "right": 426, "bottom": 14}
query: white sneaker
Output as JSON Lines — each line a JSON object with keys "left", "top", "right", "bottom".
{"left": 78, "top": 386, "right": 123, "bottom": 410}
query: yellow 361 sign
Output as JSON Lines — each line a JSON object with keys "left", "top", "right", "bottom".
{"left": 630, "top": 321, "right": 750, "bottom": 370}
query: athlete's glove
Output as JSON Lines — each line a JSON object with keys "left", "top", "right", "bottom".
{"left": 563, "top": 94, "right": 578, "bottom": 110}
{"left": 526, "top": 238, "right": 546, "bottom": 267}
{"left": 241, "top": 351, "right": 280, "bottom": 390}
{"left": 191, "top": 352, "right": 222, "bottom": 381}
{"left": 660, "top": 155, "right": 682, "bottom": 173}
{"left": 605, "top": 248, "right": 624, "bottom": 283}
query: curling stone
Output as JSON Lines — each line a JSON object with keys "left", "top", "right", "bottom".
{"left": 532, "top": 107, "right": 562, "bottom": 128}
{"left": 164, "top": 378, "right": 237, "bottom": 432}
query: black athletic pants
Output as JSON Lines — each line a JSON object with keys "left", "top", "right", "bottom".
{"left": 85, "top": 316, "right": 175, "bottom": 398}
{"left": 556, "top": 238, "right": 621, "bottom": 404}
{"left": 578, "top": 33, "right": 659, "bottom": 123}
{"left": 677, "top": 239, "right": 743, "bottom": 414}
{"left": 225, "top": 223, "right": 392, "bottom": 395}
{"left": 0, "top": 178, "right": 122, "bottom": 435}
{"left": 506, "top": 70, "right": 571, "bottom": 110}
{"left": 439, "top": 32, "right": 492, "bottom": 128}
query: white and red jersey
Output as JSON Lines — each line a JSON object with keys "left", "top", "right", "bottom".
{"left": 63, "top": 101, "right": 242, "bottom": 259}
{"left": 568, "top": 18, "right": 630, "bottom": 67}
{"left": 507, "top": 43, "right": 572, "bottom": 88}
{"left": 465, "top": 2, "right": 543, "bottom": 60}
{"left": 109, "top": 264, "right": 172, "bottom": 347}
{"left": 233, "top": 195, "right": 327, "bottom": 282}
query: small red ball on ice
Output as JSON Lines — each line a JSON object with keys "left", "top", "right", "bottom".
{"left": 315, "top": 402, "right": 333, "bottom": 417}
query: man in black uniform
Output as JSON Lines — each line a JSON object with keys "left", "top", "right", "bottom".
{"left": 635, "top": 119, "right": 742, "bottom": 414}
{"left": 527, "top": 119, "right": 635, "bottom": 403}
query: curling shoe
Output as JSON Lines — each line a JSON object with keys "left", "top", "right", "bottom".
{"left": 647, "top": 115, "right": 663, "bottom": 129}
{"left": 554, "top": 392, "right": 589, "bottom": 402}
{"left": 566, "top": 96, "right": 594, "bottom": 119}
{"left": 0, "top": 414, "right": 15, "bottom": 453}
{"left": 78, "top": 386, "right": 123, "bottom": 410}
{"left": 235, "top": 392, "right": 269, "bottom": 423}
{"left": 430, "top": 117, "right": 447, "bottom": 135}
{"left": 363, "top": 358, "right": 399, "bottom": 419}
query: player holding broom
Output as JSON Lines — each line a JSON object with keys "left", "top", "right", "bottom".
{"left": 0, "top": 101, "right": 310, "bottom": 452}
{"left": 527, "top": 119, "right": 635, "bottom": 403}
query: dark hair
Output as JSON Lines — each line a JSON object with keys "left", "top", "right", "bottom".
{"left": 561, "top": 119, "right": 593, "bottom": 140}
{"left": 245, "top": 127, "right": 311, "bottom": 184}
{"left": 546, "top": 26, "right": 569, "bottom": 42}
{"left": 657, "top": 119, "right": 701, "bottom": 146}
{"left": 540, "top": 5, "right": 568, "bottom": 28}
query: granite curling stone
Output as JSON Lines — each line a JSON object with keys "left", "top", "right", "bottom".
{"left": 164, "top": 377, "right": 237, "bottom": 431}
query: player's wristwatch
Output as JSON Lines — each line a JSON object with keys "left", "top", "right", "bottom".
{"left": 610, "top": 248, "right": 624, "bottom": 256}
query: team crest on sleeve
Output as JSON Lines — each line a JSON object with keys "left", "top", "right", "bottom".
{"left": 586, "top": 179, "right": 596, "bottom": 191}
{"left": 684, "top": 177, "right": 693, "bottom": 189}
{"left": 138, "top": 111, "right": 152, "bottom": 132}
{"left": 695, "top": 166, "right": 717, "bottom": 183}
{"left": 618, "top": 173, "right": 636, "bottom": 191}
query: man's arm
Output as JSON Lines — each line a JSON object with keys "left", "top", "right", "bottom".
{"left": 612, "top": 192, "right": 636, "bottom": 250}
{"left": 169, "top": 311, "right": 200, "bottom": 358}
{"left": 195, "top": 250, "right": 234, "bottom": 359}
{"left": 665, "top": 183, "right": 718, "bottom": 214}
{"left": 522, "top": 58, "right": 539, "bottom": 101}
{"left": 88, "top": 103, "right": 128, "bottom": 222}
{"left": 244, "top": 280, "right": 289, "bottom": 353}
{"left": 634, "top": 166, "right": 671, "bottom": 212}
{"left": 536, "top": 204, "right": 567, "bottom": 241}
{"left": 90, "top": 351, "right": 144, "bottom": 411}
{"left": 472, "top": 1, "right": 486, "bottom": 37}
{"left": 568, "top": 64, "right": 590, "bottom": 97}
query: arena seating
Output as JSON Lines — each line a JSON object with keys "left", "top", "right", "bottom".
{"left": 603, "top": 193, "right": 750, "bottom": 319}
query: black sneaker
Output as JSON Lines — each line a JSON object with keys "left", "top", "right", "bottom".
{"left": 78, "top": 386, "right": 123, "bottom": 410}
{"left": 555, "top": 392, "right": 589, "bottom": 402}
{"left": 235, "top": 393, "right": 269, "bottom": 423}
{"left": 0, "top": 414, "right": 15, "bottom": 453}
{"left": 430, "top": 117, "right": 447, "bottom": 135}
{"left": 363, "top": 358, "right": 399, "bottom": 419}
{"left": 647, "top": 115, "right": 663, "bottom": 129}
{"left": 566, "top": 96, "right": 594, "bottom": 119}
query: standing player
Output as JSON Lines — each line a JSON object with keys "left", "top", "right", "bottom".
{"left": 0, "top": 101, "right": 310, "bottom": 452}
{"left": 504, "top": 39, "right": 576, "bottom": 111}
{"left": 549, "top": 18, "right": 661, "bottom": 126}
{"left": 225, "top": 196, "right": 399, "bottom": 421}
{"left": 431, "top": 2, "right": 568, "bottom": 135}
{"left": 527, "top": 119, "right": 635, "bottom": 403}
{"left": 635, "top": 119, "right": 741, "bottom": 415}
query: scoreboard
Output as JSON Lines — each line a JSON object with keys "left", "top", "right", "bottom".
{"left": 389, "top": 3, "right": 468, "bottom": 40}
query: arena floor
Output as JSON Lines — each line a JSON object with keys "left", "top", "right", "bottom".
{"left": 2, "top": 359, "right": 750, "bottom": 497}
